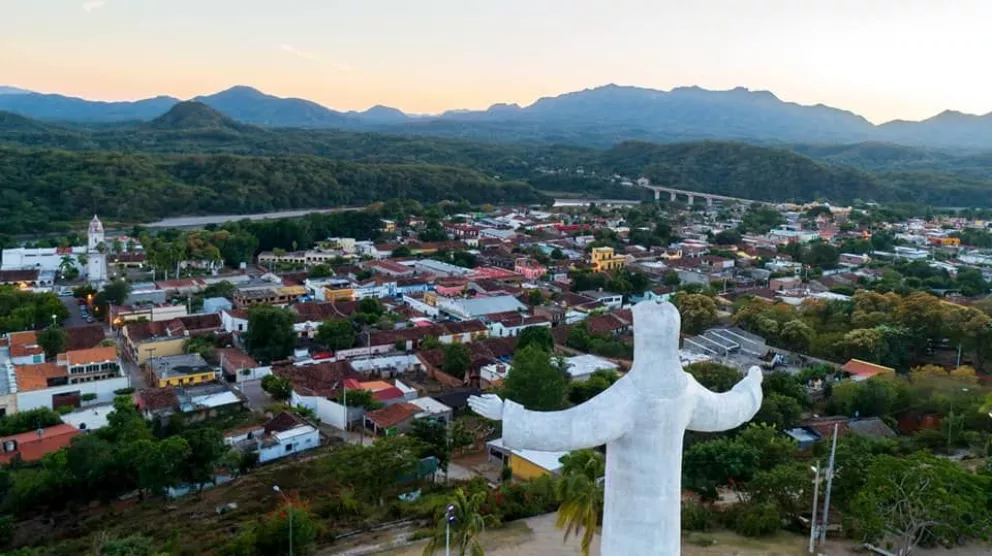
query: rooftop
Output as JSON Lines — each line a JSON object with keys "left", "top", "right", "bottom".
{"left": 65, "top": 346, "right": 118, "bottom": 367}
{"left": 147, "top": 353, "right": 213, "bottom": 379}
{"left": 0, "top": 424, "right": 80, "bottom": 464}
{"left": 14, "top": 362, "right": 67, "bottom": 392}
{"left": 841, "top": 359, "right": 895, "bottom": 380}
{"left": 365, "top": 402, "right": 420, "bottom": 429}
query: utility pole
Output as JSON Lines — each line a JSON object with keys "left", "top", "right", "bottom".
{"left": 808, "top": 460, "right": 821, "bottom": 554}
{"left": 819, "top": 424, "right": 839, "bottom": 544}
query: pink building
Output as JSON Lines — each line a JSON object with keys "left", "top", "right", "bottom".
{"left": 514, "top": 258, "right": 546, "bottom": 281}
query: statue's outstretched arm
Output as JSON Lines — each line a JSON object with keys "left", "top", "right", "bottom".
{"left": 498, "top": 378, "right": 635, "bottom": 452}
{"left": 687, "top": 366, "right": 764, "bottom": 432}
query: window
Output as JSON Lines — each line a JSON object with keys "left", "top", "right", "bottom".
{"left": 285, "top": 444, "right": 293, "bottom": 452}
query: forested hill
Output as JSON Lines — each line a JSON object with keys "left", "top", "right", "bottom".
{"left": 0, "top": 147, "right": 542, "bottom": 234}
{"left": 594, "top": 141, "right": 992, "bottom": 206}
{"left": 5, "top": 110, "right": 992, "bottom": 233}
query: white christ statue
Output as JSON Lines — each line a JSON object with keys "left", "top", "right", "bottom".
{"left": 468, "top": 300, "right": 764, "bottom": 555}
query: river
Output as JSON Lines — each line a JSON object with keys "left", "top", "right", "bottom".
{"left": 143, "top": 206, "right": 362, "bottom": 229}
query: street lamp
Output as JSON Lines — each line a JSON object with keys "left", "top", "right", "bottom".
{"left": 273, "top": 485, "right": 293, "bottom": 556}
{"left": 445, "top": 504, "right": 456, "bottom": 556}
{"left": 808, "top": 461, "right": 821, "bottom": 554}
{"left": 51, "top": 314, "right": 57, "bottom": 327}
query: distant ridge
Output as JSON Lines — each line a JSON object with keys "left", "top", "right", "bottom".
{"left": 5, "top": 83, "right": 992, "bottom": 148}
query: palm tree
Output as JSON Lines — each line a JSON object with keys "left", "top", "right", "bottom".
{"left": 554, "top": 449, "right": 605, "bottom": 556}
{"left": 422, "top": 488, "right": 498, "bottom": 556}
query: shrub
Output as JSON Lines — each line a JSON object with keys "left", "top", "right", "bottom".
{"left": 81, "top": 393, "right": 98, "bottom": 402}
{"left": 681, "top": 499, "right": 715, "bottom": 532}
{"left": 113, "top": 387, "right": 135, "bottom": 395}
{"left": 56, "top": 405, "right": 73, "bottom": 415}
{"left": 733, "top": 502, "right": 782, "bottom": 537}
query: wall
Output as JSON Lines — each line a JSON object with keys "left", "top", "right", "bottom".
{"left": 258, "top": 428, "right": 320, "bottom": 463}
{"left": 133, "top": 338, "right": 185, "bottom": 365}
{"left": 158, "top": 371, "right": 216, "bottom": 388}
{"left": 16, "top": 376, "right": 129, "bottom": 412}
{"left": 291, "top": 392, "right": 363, "bottom": 429}
{"left": 0, "top": 393, "right": 17, "bottom": 417}
{"left": 510, "top": 454, "right": 551, "bottom": 480}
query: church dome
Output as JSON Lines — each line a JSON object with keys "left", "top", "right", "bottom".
{"left": 89, "top": 215, "right": 104, "bottom": 234}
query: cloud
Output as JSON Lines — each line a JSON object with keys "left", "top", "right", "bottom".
{"left": 82, "top": 0, "right": 106, "bottom": 12}
{"left": 280, "top": 44, "right": 317, "bottom": 61}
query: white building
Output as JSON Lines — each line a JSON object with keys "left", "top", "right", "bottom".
{"left": 87, "top": 215, "right": 108, "bottom": 285}
{"left": 564, "top": 354, "right": 619, "bottom": 382}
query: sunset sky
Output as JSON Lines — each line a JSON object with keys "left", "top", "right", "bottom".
{"left": 2, "top": 0, "right": 990, "bottom": 123}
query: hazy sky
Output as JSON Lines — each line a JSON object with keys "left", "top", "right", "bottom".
{"left": 2, "top": 0, "right": 990, "bottom": 123}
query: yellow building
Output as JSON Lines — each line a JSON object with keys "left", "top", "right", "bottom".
{"left": 122, "top": 325, "right": 187, "bottom": 365}
{"left": 323, "top": 286, "right": 355, "bottom": 301}
{"left": 488, "top": 438, "right": 566, "bottom": 480}
{"left": 928, "top": 236, "right": 961, "bottom": 247}
{"left": 590, "top": 246, "right": 627, "bottom": 272}
{"left": 510, "top": 448, "right": 566, "bottom": 480}
{"left": 147, "top": 353, "right": 217, "bottom": 388}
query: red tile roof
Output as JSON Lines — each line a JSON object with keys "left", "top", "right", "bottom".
{"left": 136, "top": 388, "right": 180, "bottom": 412}
{"left": 0, "top": 269, "right": 40, "bottom": 283}
{"left": 0, "top": 424, "right": 79, "bottom": 464}
{"left": 841, "top": 359, "right": 895, "bottom": 380}
{"left": 264, "top": 411, "right": 308, "bottom": 434}
{"left": 218, "top": 348, "right": 259, "bottom": 376}
{"left": 65, "top": 346, "right": 117, "bottom": 367}
{"left": 274, "top": 361, "right": 361, "bottom": 397}
{"left": 14, "top": 363, "right": 67, "bottom": 392}
{"left": 365, "top": 402, "right": 420, "bottom": 429}
{"left": 63, "top": 325, "right": 107, "bottom": 351}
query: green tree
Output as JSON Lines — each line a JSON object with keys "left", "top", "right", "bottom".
{"left": 338, "top": 388, "right": 383, "bottom": 410}
{"left": 555, "top": 450, "right": 605, "bottom": 556}
{"left": 685, "top": 362, "right": 741, "bottom": 393}
{"left": 422, "top": 488, "right": 499, "bottom": 556}
{"left": 503, "top": 344, "right": 569, "bottom": 411}
{"left": 0, "top": 407, "right": 62, "bottom": 436}
{"left": 358, "top": 297, "right": 384, "bottom": 317}
{"left": 516, "top": 326, "right": 554, "bottom": 353}
{"left": 409, "top": 419, "right": 453, "bottom": 474}
{"left": 36, "top": 327, "right": 66, "bottom": 359}
{"left": 737, "top": 423, "right": 797, "bottom": 471}
{"left": 101, "top": 279, "right": 131, "bottom": 306}
{"left": 315, "top": 318, "right": 356, "bottom": 350}
{"left": 330, "top": 436, "right": 422, "bottom": 506}
{"left": 254, "top": 500, "right": 319, "bottom": 556}
{"left": 851, "top": 452, "right": 992, "bottom": 554}
{"left": 684, "top": 437, "right": 759, "bottom": 499}
{"left": 569, "top": 369, "right": 619, "bottom": 405}
{"left": 308, "top": 264, "right": 332, "bottom": 279}
{"left": 179, "top": 428, "right": 226, "bottom": 493}
{"left": 202, "top": 280, "right": 237, "bottom": 300}
{"left": 442, "top": 343, "right": 472, "bottom": 378}
{"left": 132, "top": 436, "right": 191, "bottom": 497}
{"left": 672, "top": 292, "right": 717, "bottom": 334}
{"left": 245, "top": 306, "right": 296, "bottom": 362}
{"left": 779, "top": 319, "right": 814, "bottom": 353}
{"left": 261, "top": 374, "right": 293, "bottom": 401}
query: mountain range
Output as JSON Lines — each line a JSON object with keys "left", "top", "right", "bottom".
{"left": 4, "top": 84, "right": 992, "bottom": 149}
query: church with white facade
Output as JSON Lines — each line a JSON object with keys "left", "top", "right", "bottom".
{"left": 1, "top": 215, "right": 108, "bottom": 286}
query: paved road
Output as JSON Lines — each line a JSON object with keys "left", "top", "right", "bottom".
{"left": 59, "top": 296, "right": 90, "bottom": 327}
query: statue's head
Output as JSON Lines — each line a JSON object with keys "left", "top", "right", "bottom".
{"left": 631, "top": 300, "right": 688, "bottom": 393}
